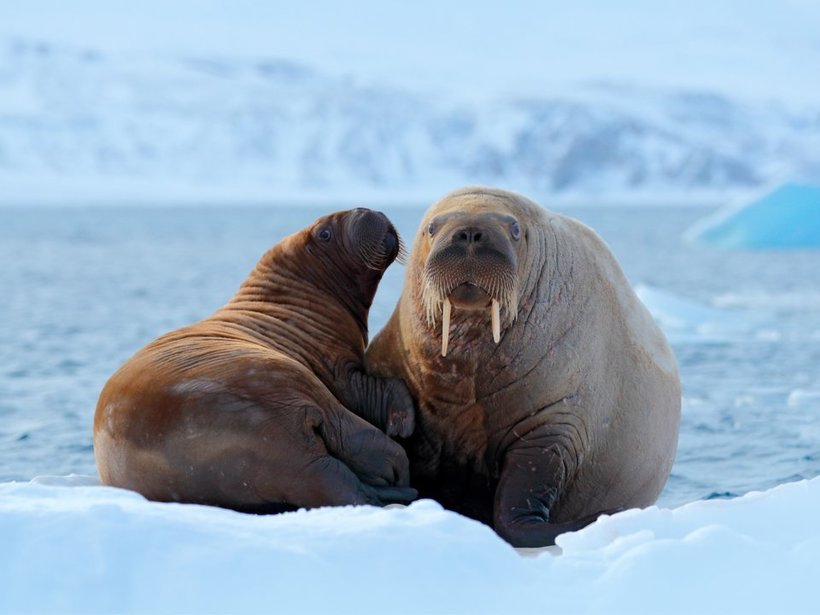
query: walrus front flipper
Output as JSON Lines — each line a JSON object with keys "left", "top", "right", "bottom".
{"left": 339, "top": 368, "right": 416, "bottom": 439}
{"left": 494, "top": 505, "right": 611, "bottom": 548}
{"left": 492, "top": 440, "right": 604, "bottom": 547}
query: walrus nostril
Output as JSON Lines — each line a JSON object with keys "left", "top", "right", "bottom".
{"left": 453, "top": 227, "right": 483, "bottom": 244}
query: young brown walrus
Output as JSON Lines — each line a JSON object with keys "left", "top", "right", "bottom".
{"left": 95, "top": 208, "right": 415, "bottom": 512}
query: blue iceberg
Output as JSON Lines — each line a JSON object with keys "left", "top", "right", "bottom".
{"left": 685, "top": 183, "right": 820, "bottom": 249}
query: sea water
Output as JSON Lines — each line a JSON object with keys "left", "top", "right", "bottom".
{"left": 1, "top": 204, "right": 818, "bottom": 507}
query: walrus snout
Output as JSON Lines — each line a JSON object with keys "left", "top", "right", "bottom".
{"left": 421, "top": 213, "right": 521, "bottom": 356}
{"left": 349, "top": 208, "right": 405, "bottom": 270}
{"left": 423, "top": 216, "right": 519, "bottom": 307}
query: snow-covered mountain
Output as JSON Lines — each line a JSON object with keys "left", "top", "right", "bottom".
{"left": 2, "top": 37, "right": 819, "bottom": 204}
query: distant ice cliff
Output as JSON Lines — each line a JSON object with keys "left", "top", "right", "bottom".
{"left": 2, "top": 38, "right": 820, "bottom": 204}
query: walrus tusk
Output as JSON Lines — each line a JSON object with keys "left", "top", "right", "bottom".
{"left": 441, "top": 299, "right": 451, "bottom": 357}
{"left": 491, "top": 299, "right": 501, "bottom": 344}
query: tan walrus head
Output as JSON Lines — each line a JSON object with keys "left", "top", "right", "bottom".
{"left": 412, "top": 187, "right": 539, "bottom": 357}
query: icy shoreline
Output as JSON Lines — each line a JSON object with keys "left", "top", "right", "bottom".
{"left": 1, "top": 476, "right": 818, "bottom": 614}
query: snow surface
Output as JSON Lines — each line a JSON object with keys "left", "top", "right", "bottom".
{"left": 1, "top": 475, "right": 818, "bottom": 614}
{"left": 685, "top": 183, "right": 820, "bottom": 249}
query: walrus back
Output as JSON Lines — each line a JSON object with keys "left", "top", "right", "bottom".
{"left": 93, "top": 330, "right": 328, "bottom": 505}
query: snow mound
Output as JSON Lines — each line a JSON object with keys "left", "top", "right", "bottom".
{"left": 634, "top": 284, "right": 763, "bottom": 342}
{"left": 787, "top": 389, "right": 820, "bottom": 408}
{"left": 685, "top": 183, "right": 820, "bottom": 249}
{"left": 2, "top": 476, "right": 819, "bottom": 614}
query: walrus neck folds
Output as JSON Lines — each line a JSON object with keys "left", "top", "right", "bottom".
{"left": 301, "top": 253, "right": 382, "bottom": 338}
{"left": 227, "top": 244, "right": 377, "bottom": 345}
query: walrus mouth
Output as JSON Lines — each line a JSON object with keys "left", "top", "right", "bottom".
{"left": 449, "top": 282, "right": 491, "bottom": 308}
{"left": 438, "top": 295, "right": 502, "bottom": 357}
{"left": 422, "top": 273, "right": 517, "bottom": 358}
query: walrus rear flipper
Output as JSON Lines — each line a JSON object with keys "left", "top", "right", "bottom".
{"left": 296, "top": 455, "right": 417, "bottom": 508}
{"left": 492, "top": 439, "right": 608, "bottom": 547}
{"left": 303, "top": 402, "right": 416, "bottom": 505}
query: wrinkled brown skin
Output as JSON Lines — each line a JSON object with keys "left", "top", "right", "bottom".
{"left": 94, "top": 208, "right": 416, "bottom": 512}
{"left": 366, "top": 187, "right": 681, "bottom": 547}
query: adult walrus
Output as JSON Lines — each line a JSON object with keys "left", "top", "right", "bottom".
{"left": 366, "top": 187, "right": 681, "bottom": 547}
{"left": 94, "top": 208, "right": 416, "bottom": 512}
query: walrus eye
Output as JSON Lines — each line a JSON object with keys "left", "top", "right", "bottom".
{"left": 428, "top": 223, "right": 435, "bottom": 236}
{"left": 318, "top": 228, "right": 332, "bottom": 242}
{"left": 510, "top": 221, "right": 521, "bottom": 241}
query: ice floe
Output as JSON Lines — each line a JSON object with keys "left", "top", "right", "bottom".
{"left": 1, "top": 476, "right": 819, "bottom": 614}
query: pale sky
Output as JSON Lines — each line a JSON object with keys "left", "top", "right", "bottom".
{"left": 3, "top": 0, "right": 820, "bottom": 104}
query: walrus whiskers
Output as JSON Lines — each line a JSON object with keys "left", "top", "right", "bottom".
{"left": 359, "top": 242, "right": 385, "bottom": 271}
{"left": 421, "top": 269, "right": 454, "bottom": 326}
{"left": 395, "top": 237, "right": 408, "bottom": 266}
{"left": 421, "top": 267, "right": 518, "bottom": 350}
{"left": 360, "top": 230, "right": 406, "bottom": 271}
